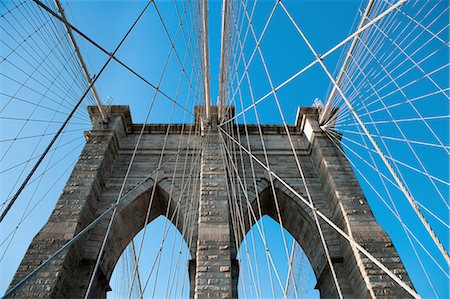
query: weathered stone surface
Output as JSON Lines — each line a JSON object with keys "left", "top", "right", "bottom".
{"left": 7, "top": 106, "right": 413, "bottom": 299}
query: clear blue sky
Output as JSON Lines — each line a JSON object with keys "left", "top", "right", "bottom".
{"left": 0, "top": 0, "right": 448, "bottom": 298}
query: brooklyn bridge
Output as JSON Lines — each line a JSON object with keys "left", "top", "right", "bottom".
{"left": 0, "top": 0, "right": 448, "bottom": 298}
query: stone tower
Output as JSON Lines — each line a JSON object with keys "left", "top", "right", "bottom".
{"left": 7, "top": 105, "right": 414, "bottom": 298}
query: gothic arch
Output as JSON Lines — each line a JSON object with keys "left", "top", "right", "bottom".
{"left": 240, "top": 182, "right": 328, "bottom": 286}
{"left": 107, "top": 215, "right": 192, "bottom": 298}
{"left": 73, "top": 178, "right": 195, "bottom": 298}
{"left": 91, "top": 180, "right": 187, "bottom": 276}
{"left": 238, "top": 214, "right": 319, "bottom": 297}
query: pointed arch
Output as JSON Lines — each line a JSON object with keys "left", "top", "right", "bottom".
{"left": 237, "top": 179, "right": 351, "bottom": 298}
{"left": 108, "top": 214, "right": 192, "bottom": 298}
{"left": 238, "top": 215, "right": 320, "bottom": 298}
{"left": 72, "top": 178, "right": 196, "bottom": 298}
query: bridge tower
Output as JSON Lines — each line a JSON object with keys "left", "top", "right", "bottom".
{"left": 7, "top": 105, "right": 413, "bottom": 298}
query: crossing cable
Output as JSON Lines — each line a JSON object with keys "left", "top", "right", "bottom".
{"left": 0, "top": 92, "right": 89, "bottom": 122}
{"left": 324, "top": 0, "right": 404, "bottom": 119}
{"left": 1, "top": 2, "right": 94, "bottom": 114}
{"left": 335, "top": 124, "right": 450, "bottom": 186}
{"left": 135, "top": 103, "right": 183, "bottom": 299}
{"left": 322, "top": 0, "right": 406, "bottom": 117}
{"left": 53, "top": 0, "right": 107, "bottom": 123}
{"left": 233, "top": 68, "right": 274, "bottom": 299}
{"left": 219, "top": 0, "right": 249, "bottom": 120}
{"left": 220, "top": 0, "right": 407, "bottom": 127}
{"left": 347, "top": 34, "right": 450, "bottom": 154}
{"left": 170, "top": 127, "right": 202, "bottom": 299}
{"left": 349, "top": 62, "right": 449, "bottom": 120}
{"left": 283, "top": 241, "right": 300, "bottom": 298}
{"left": 138, "top": 138, "right": 202, "bottom": 298}
{"left": 0, "top": 70, "right": 88, "bottom": 222}
{"left": 150, "top": 1, "right": 204, "bottom": 108}
{"left": 0, "top": 136, "right": 83, "bottom": 177}
{"left": 145, "top": 58, "right": 205, "bottom": 298}
{"left": 279, "top": 0, "right": 450, "bottom": 266}
{"left": 221, "top": 0, "right": 277, "bottom": 122}
{"left": 229, "top": 2, "right": 300, "bottom": 291}
{"left": 0, "top": 1, "right": 26, "bottom": 18}
{"left": 159, "top": 106, "right": 201, "bottom": 298}
{"left": 222, "top": 102, "right": 279, "bottom": 298}
{"left": 225, "top": 91, "right": 267, "bottom": 299}
{"left": 327, "top": 3, "right": 449, "bottom": 128}
{"left": 369, "top": 5, "right": 448, "bottom": 85}
{"left": 330, "top": 37, "right": 449, "bottom": 150}
{"left": 329, "top": 8, "right": 450, "bottom": 152}
{"left": 24, "top": 0, "right": 97, "bottom": 108}
{"left": 222, "top": 0, "right": 257, "bottom": 121}
{"left": 161, "top": 21, "right": 204, "bottom": 296}
{"left": 0, "top": 71, "right": 87, "bottom": 117}
{"left": 223, "top": 0, "right": 394, "bottom": 123}
{"left": 336, "top": 11, "right": 450, "bottom": 109}
{"left": 386, "top": 0, "right": 447, "bottom": 45}
{"left": 219, "top": 126, "right": 420, "bottom": 299}
{"left": 1, "top": 55, "right": 90, "bottom": 205}
{"left": 31, "top": 0, "right": 197, "bottom": 119}
{"left": 369, "top": 8, "right": 448, "bottom": 99}
{"left": 176, "top": 140, "right": 202, "bottom": 298}
{"left": 337, "top": 114, "right": 450, "bottom": 128}
{"left": 334, "top": 48, "right": 449, "bottom": 208}
{"left": 0, "top": 127, "right": 89, "bottom": 144}
{"left": 324, "top": 2, "right": 449, "bottom": 271}
{"left": 320, "top": 0, "right": 375, "bottom": 124}
{"left": 0, "top": 1, "right": 152, "bottom": 224}
{"left": 220, "top": 22, "right": 279, "bottom": 289}
{"left": 220, "top": 139, "right": 256, "bottom": 299}
{"left": 0, "top": 142, "right": 84, "bottom": 262}
{"left": 0, "top": 119, "right": 73, "bottom": 261}
{"left": 0, "top": 27, "right": 85, "bottom": 118}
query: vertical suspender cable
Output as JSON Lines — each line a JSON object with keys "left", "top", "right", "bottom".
{"left": 201, "top": 0, "right": 211, "bottom": 120}
{"left": 53, "top": 0, "right": 108, "bottom": 123}
{"left": 218, "top": 0, "right": 229, "bottom": 120}
{"left": 319, "top": 0, "right": 374, "bottom": 125}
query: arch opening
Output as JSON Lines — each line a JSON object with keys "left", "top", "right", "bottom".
{"left": 236, "top": 183, "right": 345, "bottom": 298}
{"left": 237, "top": 215, "right": 319, "bottom": 298}
{"left": 82, "top": 177, "right": 197, "bottom": 299}
{"left": 107, "top": 215, "right": 192, "bottom": 299}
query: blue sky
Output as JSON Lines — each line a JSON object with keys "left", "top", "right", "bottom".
{"left": 1, "top": 0, "right": 448, "bottom": 298}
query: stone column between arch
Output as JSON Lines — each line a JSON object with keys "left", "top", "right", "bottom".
{"left": 193, "top": 109, "right": 237, "bottom": 298}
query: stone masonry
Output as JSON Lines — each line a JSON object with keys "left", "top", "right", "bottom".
{"left": 7, "top": 105, "right": 414, "bottom": 298}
